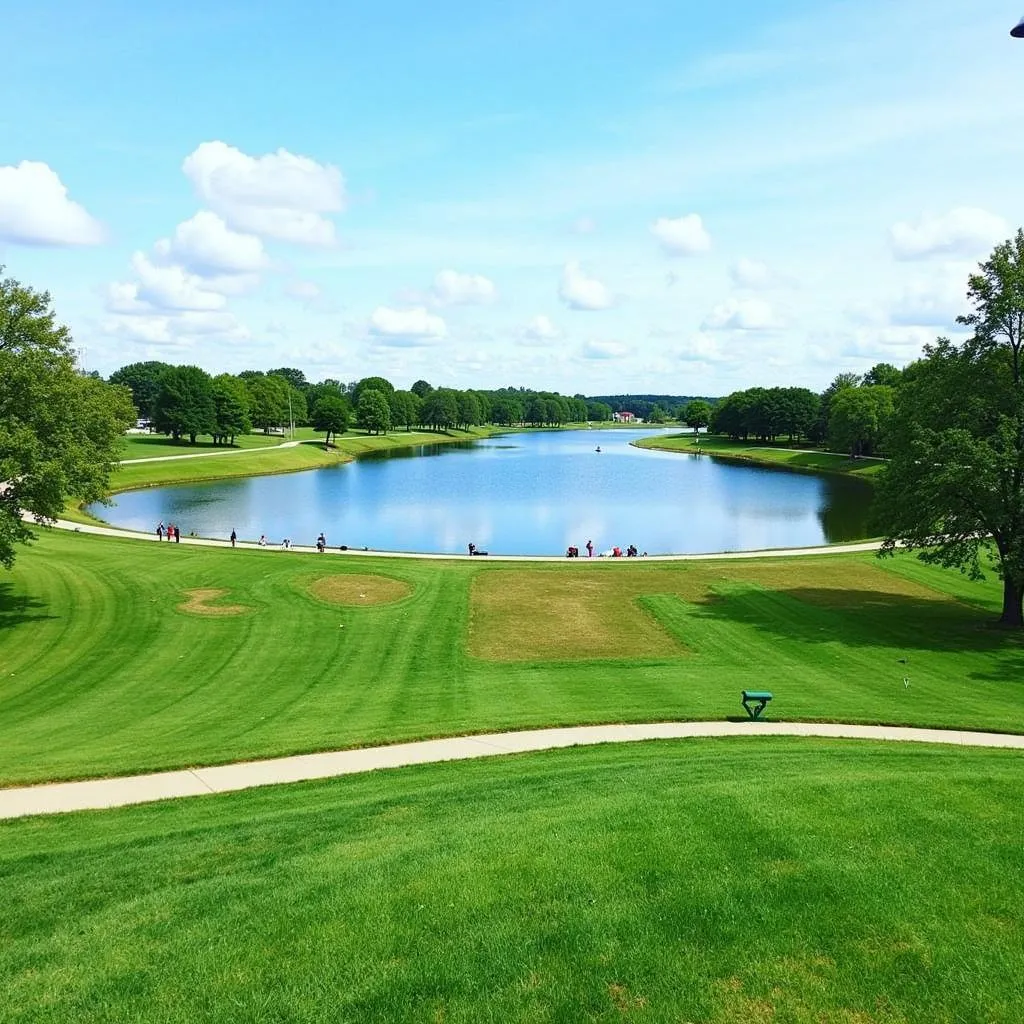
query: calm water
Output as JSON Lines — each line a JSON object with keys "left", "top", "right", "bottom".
{"left": 95, "top": 429, "right": 874, "bottom": 555}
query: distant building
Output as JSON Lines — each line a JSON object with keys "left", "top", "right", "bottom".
{"left": 613, "top": 410, "right": 637, "bottom": 423}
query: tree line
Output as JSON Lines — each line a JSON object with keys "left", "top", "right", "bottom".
{"left": 711, "top": 363, "right": 902, "bottom": 456}
{"left": 107, "top": 363, "right": 620, "bottom": 445}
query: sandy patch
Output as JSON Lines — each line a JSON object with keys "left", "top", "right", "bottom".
{"left": 178, "top": 588, "right": 250, "bottom": 616}
{"left": 308, "top": 574, "right": 412, "bottom": 607}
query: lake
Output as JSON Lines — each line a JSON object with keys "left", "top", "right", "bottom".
{"left": 94, "top": 428, "right": 874, "bottom": 556}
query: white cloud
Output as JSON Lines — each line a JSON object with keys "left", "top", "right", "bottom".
{"left": 582, "top": 339, "right": 632, "bottom": 360}
{"left": 102, "top": 310, "right": 249, "bottom": 347}
{"left": 108, "top": 253, "right": 229, "bottom": 314}
{"left": 368, "top": 306, "right": 447, "bottom": 342}
{"left": 702, "top": 297, "right": 778, "bottom": 331}
{"left": 521, "top": 314, "right": 560, "bottom": 344}
{"left": 730, "top": 257, "right": 773, "bottom": 289}
{"left": 153, "top": 211, "right": 268, "bottom": 275}
{"left": 674, "top": 333, "right": 727, "bottom": 363}
{"left": 182, "top": 141, "right": 345, "bottom": 246}
{"left": 889, "top": 264, "right": 969, "bottom": 327}
{"left": 431, "top": 269, "right": 497, "bottom": 306}
{"left": 0, "top": 160, "right": 104, "bottom": 246}
{"left": 651, "top": 214, "right": 712, "bottom": 256}
{"left": 839, "top": 326, "right": 935, "bottom": 359}
{"left": 285, "top": 280, "right": 321, "bottom": 302}
{"left": 889, "top": 207, "right": 1007, "bottom": 261}
{"left": 559, "top": 261, "right": 612, "bottom": 310}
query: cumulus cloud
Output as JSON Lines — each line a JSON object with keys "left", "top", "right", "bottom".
{"left": 368, "top": 306, "right": 447, "bottom": 343}
{"left": 651, "top": 214, "right": 711, "bottom": 256}
{"left": 889, "top": 265, "right": 969, "bottom": 327}
{"left": 102, "top": 310, "right": 249, "bottom": 347}
{"left": 839, "top": 326, "right": 934, "bottom": 359}
{"left": 182, "top": 141, "right": 345, "bottom": 246}
{"left": 109, "top": 252, "right": 230, "bottom": 313}
{"left": 582, "top": 340, "right": 632, "bottom": 360}
{"left": 521, "top": 314, "right": 560, "bottom": 344}
{"left": 0, "top": 160, "right": 104, "bottom": 246}
{"left": 675, "top": 332, "right": 727, "bottom": 362}
{"left": 431, "top": 269, "right": 497, "bottom": 306}
{"left": 702, "top": 297, "right": 777, "bottom": 331}
{"left": 730, "top": 257, "right": 773, "bottom": 288}
{"left": 889, "top": 207, "right": 1007, "bottom": 261}
{"left": 153, "top": 211, "right": 268, "bottom": 275}
{"left": 559, "top": 261, "right": 612, "bottom": 310}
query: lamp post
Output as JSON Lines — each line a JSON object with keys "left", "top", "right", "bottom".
{"left": 1013, "top": 14, "right": 1024, "bottom": 37}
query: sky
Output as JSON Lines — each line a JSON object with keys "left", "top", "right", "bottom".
{"left": 3, "top": 0, "right": 1024, "bottom": 395}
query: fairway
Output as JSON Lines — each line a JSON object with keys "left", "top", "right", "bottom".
{"left": 2, "top": 740, "right": 1021, "bottom": 1022}
{"left": 1, "top": 530, "right": 1022, "bottom": 786}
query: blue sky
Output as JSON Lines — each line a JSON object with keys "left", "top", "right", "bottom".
{"left": 3, "top": 0, "right": 1024, "bottom": 394}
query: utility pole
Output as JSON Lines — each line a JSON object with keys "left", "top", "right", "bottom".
{"left": 288, "top": 392, "right": 294, "bottom": 439}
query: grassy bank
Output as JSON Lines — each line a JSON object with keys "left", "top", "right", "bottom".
{"left": 0, "top": 530, "right": 1020, "bottom": 785}
{"left": 106, "top": 426, "right": 502, "bottom": 494}
{"left": 634, "top": 432, "right": 883, "bottom": 481}
{"left": 2, "top": 739, "right": 1021, "bottom": 1022}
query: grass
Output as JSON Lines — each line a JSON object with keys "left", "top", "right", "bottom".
{"left": 1, "top": 530, "right": 1022, "bottom": 786}
{"left": 634, "top": 433, "right": 883, "bottom": 481}
{"left": 105, "top": 426, "right": 502, "bottom": 495}
{"left": 2, "top": 739, "right": 1022, "bottom": 1022}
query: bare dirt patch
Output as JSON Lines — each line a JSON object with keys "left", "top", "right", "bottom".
{"left": 309, "top": 574, "right": 412, "bottom": 607}
{"left": 468, "top": 560, "right": 953, "bottom": 662}
{"left": 177, "top": 589, "right": 250, "bottom": 617}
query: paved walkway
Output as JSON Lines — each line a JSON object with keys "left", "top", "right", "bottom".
{"left": 120, "top": 438, "right": 306, "bottom": 464}
{"left": 40, "top": 516, "right": 883, "bottom": 561}
{"left": 2, "top": 722, "right": 1020, "bottom": 820}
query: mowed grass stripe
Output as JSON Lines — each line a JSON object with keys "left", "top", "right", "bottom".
{"left": 0, "top": 740, "right": 1021, "bottom": 1022}
{"left": 0, "top": 530, "right": 1022, "bottom": 785}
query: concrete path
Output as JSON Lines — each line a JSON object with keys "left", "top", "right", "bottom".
{"left": 2, "top": 722, "right": 1020, "bottom": 820}
{"left": 38, "top": 516, "right": 883, "bottom": 562}
{"left": 120, "top": 438, "right": 307, "bottom": 464}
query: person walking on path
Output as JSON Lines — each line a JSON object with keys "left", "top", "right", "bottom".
{"left": 156, "top": 521, "right": 165, "bottom": 541}
{"left": 230, "top": 529, "right": 237, "bottom": 548}
{"left": 174, "top": 525, "right": 181, "bottom": 543}
{"left": 316, "top": 532, "right": 326, "bottom": 553}
{"left": 167, "top": 523, "right": 174, "bottom": 546}
{"left": 586, "top": 539, "right": 594, "bottom": 558}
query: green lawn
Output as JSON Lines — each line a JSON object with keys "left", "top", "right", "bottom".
{"left": 107, "top": 426, "right": 500, "bottom": 494}
{"left": 0, "top": 530, "right": 1021, "bottom": 785}
{"left": 634, "top": 433, "right": 883, "bottom": 481}
{"left": 119, "top": 430, "right": 295, "bottom": 460}
{"left": 2, "top": 740, "right": 1021, "bottom": 1023}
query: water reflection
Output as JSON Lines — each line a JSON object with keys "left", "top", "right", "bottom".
{"left": 94, "top": 429, "right": 874, "bottom": 555}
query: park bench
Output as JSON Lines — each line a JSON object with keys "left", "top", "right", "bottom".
{"left": 741, "top": 690, "right": 773, "bottom": 720}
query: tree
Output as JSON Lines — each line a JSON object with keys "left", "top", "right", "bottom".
{"left": 389, "top": 390, "right": 412, "bottom": 432}
{"left": 153, "top": 365, "right": 215, "bottom": 443}
{"left": 357, "top": 389, "right": 391, "bottom": 434}
{"left": 586, "top": 400, "right": 613, "bottom": 422}
{"left": 863, "top": 362, "right": 902, "bottom": 389}
{"left": 421, "top": 389, "right": 458, "bottom": 430}
{"left": 246, "top": 374, "right": 289, "bottom": 433}
{"left": 411, "top": 379, "right": 433, "bottom": 399}
{"left": 352, "top": 376, "right": 395, "bottom": 407}
{"left": 828, "top": 385, "right": 893, "bottom": 457}
{"left": 267, "top": 367, "right": 308, "bottom": 392}
{"left": 1, "top": 270, "right": 134, "bottom": 568}
{"left": 457, "top": 391, "right": 482, "bottom": 429}
{"left": 876, "top": 232, "right": 1024, "bottom": 627}
{"left": 811, "top": 372, "right": 861, "bottom": 443}
{"left": 108, "top": 361, "right": 171, "bottom": 420}
{"left": 313, "top": 395, "right": 350, "bottom": 445}
{"left": 647, "top": 403, "right": 668, "bottom": 423}
{"left": 682, "top": 399, "right": 712, "bottom": 433}
{"left": 210, "top": 375, "right": 252, "bottom": 445}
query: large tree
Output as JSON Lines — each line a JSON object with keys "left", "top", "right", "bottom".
{"left": 682, "top": 399, "right": 712, "bottom": 433}
{"left": 153, "top": 365, "right": 215, "bottom": 444}
{"left": 828, "top": 385, "right": 893, "bottom": 457}
{"left": 210, "top": 374, "right": 252, "bottom": 446}
{"left": 357, "top": 389, "right": 391, "bottom": 434}
{"left": 313, "top": 395, "right": 350, "bottom": 445}
{"left": 1, "top": 270, "right": 134, "bottom": 567}
{"left": 108, "top": 361, "right": 172, "bottom": 420}
{"left": 875, "top": 232, "right": 1024, "bottom": 627}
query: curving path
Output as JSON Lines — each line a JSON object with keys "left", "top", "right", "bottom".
{"left": 119, "top": 438, "right": 308, "bottom": 464}
{"left": 2, "top": 722, "right": 1021, "bottom": 820}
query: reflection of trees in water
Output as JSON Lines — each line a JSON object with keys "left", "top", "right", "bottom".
{"left": 818, "top": 478, "right": 874, "bottom": 541}
{"left": 361, "top": 442, "right": 478, "bottom": 462}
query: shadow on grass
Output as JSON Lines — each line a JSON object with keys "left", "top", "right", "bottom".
{"left": 676, "top": 586, "right": 1024, "bottom": 657}
{"left": 0, "top": 582, "right": 55, "bottom": 629}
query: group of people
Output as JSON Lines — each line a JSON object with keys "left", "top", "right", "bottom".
{"left": 566, "top": 540, "right": 644, "bottom": 558}
{"left": 156, "top": 521, "right": 181, "bottom": 543}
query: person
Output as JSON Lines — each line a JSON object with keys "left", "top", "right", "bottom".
{"left": 612, "top": 546, "right": 622, "bottom": 558}
{"left": 167, "top": 523, "right": 174, "bottom": 545}
{"left": 174, "top": 525, "right": 181, "bottom": 544}
{"left": 468, "top": 542, "right": 476, "bottom": 556}
{"left": 156, "top": 521, "right": 164, "bottom": 541}
{"left": 230, "top": 529, "right": 237, "bottom": 548}
{"left": 586, "top": 539, "right": 594, "bottom": 558}
{"left": 316, "top": 533, "right": 326, "bottom": 553}
{"left": 627, "top": 544, "right": 637, "bottom": 557}
{"left": 282, "top": 537, "right": 291, "bottom": 549}
{"left": 258, "top": 534, "right": 267, "bottom": 546}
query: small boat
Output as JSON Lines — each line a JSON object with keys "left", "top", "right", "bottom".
{"left": 595, "top": 446, "right": 602, "bottom": 452}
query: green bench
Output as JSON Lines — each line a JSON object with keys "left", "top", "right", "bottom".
{"left": 741, "top": 690, "right": 773, "bottom": 720}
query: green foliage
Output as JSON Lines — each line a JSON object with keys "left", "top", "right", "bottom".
{"left": 863, "top": 362, "right": 902, "bottom": 388}
{"left": 410, "top": 379, "right": 433, "bottom": 398}
{"left": 0, "top": 270, "right": 134, "bottom": 567}
{"left": 421, "top": 388, "right": 459, "bottom": 430}
{"left": 586, "top": 400, "right": 613, "bottom": 422}
{"left": 877, "top": 232, "right": 1024, "bottom": 626}
{"left": 711, "top": 387, "right": 820, "bottom": 442}
{"left": 357, "top": 388, "right": 391, "bottom": 434}
{"left": 152, "top": 365, "right": 215, "bottom": 443}
{"left": 266, "top": 367, "right": 308, "bottom": 391}
{"left": 312, "top": 395, "right": 350, "bottom": 444}
{"left": 828, "top": 385, "right": 893, "bottom": 457}
{"left": 682, "top": 399, "right": 712, "bottom": 431}
{"left": 210, "top": 375, "right": 252, "bottom": 445}
{"left": 352, "top": 376, "right": 395, "bottom": 407}
{"left": 457, "top": 391, "right": 482, "bottom": 429}
{"left": 108, "top": 361, "right": 172, "bottom": 420}
{"left": 244, "top": 374, "right": 289, "bottom": 432}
